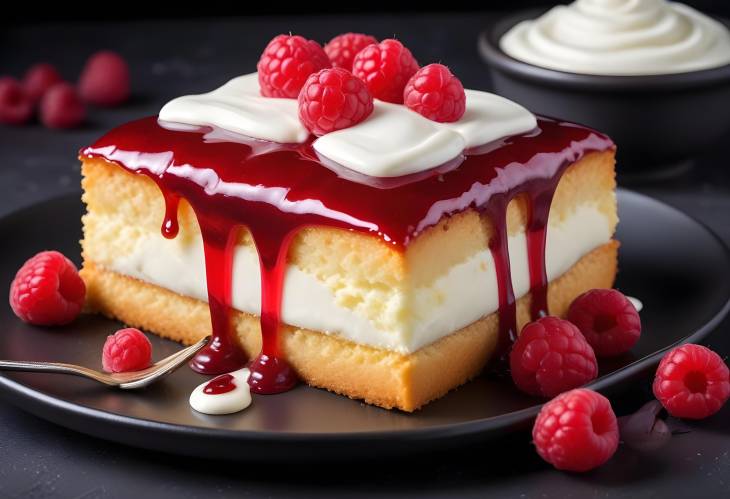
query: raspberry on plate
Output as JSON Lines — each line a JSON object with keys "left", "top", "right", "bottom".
{"left": 533, "top": 388, "right": 619, "bottom": 472}
{"left": 0, "top": 77, "right": 34, "bottom": 125}
{"left": 510, "top": 316, "right": 598, "bottom": 398}
{"left": 22, "top": 63, "right": 62, "bottom": 103}
{"left": 567, "top": 288, "right": 641, "bottom": 357}
{"left": 403, "top": 63, "right": 466, "bottom": 123}
{"left": 9, "top": 250, "right": 86, "bottom": 326}
{"left": 352, "top": 39, "right": 419, "bottom": 104}
{"left": 102, "top": 328, "right": 153, "bottom": 373}
{"left": 653, "top": 343, "right": 730, "bottom": 419}
{"left": 324, "top": 33, "right": 378, "bottom": 69}
{"left": 298, "top": 67, "right": 374, "bottom": 136}
{"left": 40, "top": 82, "right": 86, "bottom": 129}
{"left": 257, "top": 34, "right": 331, "bottom": 99}
{"left": 78, "top": 50, "right": 130, "bottom": 107}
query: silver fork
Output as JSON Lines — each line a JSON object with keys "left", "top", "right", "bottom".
{"left": 0, "top": 336, "right": 210, "bottom": 389}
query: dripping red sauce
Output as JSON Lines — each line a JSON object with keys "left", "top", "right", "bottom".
{"left": 82, "top": 116, "right": 613, "bottom": 390}
{"left": 161, "top": 190, "right": 180, "bottom": 239}
{"left": 203, "top": 373, "right": 236, "bottom": 395}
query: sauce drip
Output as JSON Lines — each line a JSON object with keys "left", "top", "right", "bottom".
{"left": 188, "top": 221, "right": 247, "bottom": 374}
{"left": 82, "top": 116, "right": 613, "bottom": 390}
{"left": 161, "top": 191, "right": 180, "bottom": 239}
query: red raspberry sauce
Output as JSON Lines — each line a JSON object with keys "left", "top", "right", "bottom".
{"left": 81, "top": 116, "right": 613, "bottom": 393}
{"left": 203, "top": 373, "right": 237, "bottom": 395}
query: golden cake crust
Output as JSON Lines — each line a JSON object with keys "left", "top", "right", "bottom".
{"left": 81, "top": 241, "right": 618, "bottom": 412}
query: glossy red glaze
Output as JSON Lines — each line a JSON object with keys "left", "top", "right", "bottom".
{"left": 203, "top": 373, "right": 236, "bottom": 395}
{"left": 82, "top": 115, "right": 613, "bottom": 389}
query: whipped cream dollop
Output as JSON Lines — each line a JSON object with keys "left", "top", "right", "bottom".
{"left": 189, "top": 368, "right": 252, "bottom": 415}
{"left": 159, "top": 73, "right": 536, "bottom": 178}
{"left": 500, "top": 0, "right": 730, "bottom": 76}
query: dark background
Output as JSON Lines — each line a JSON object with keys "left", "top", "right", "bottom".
{"left": 2, "top": 2, "right": 730, "bottom": 498}
{"left": 2, "top": 0, "right": 730, "bottom": 22}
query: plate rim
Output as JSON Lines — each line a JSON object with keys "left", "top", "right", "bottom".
{"left": 1, "top": 189, "right": 729, "bottom": 456}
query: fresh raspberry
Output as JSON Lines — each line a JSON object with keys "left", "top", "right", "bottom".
{"left": 40, "top": 82, "right": 86, "bottom": 129}
{"left": 0, "top": 77, "right": 34, "bottom": 125}
{"left": 102, "top": 328, "right": 152, "bottom": 373}
{"left": 653, "top": 344, "right": 730, "bottom": 419}
{"left": 257, "top": 34, "right": 331, "bottom": 99}
{"left": 533, "top": 388, "right": 619, "bottom": 472}
{"left": 403, "top": 63, "right": 466, "bottom": 123}
{"left": 567, "top": 289, "right": 642, "bottom": 357}
{"left": 510, "top": 316, "right": 598, "bottom": 398}
{"left": 298, "top": 68, "right": 374, "bottom": 136}
{"left": 22, "top": 63, "right": 62, "bottom": 103}
{"left": 352, "top": 39, "right": 419, "bottom": 104}
{"left": 78, "top": 50, "right": 130, "bottom": 107}
{"left": 9, "top": 251, "right": 86, "bottom": 326}
{"left": 324, "top": 33, "right": 378, "bottom": 69}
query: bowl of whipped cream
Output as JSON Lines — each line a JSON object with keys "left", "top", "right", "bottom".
{"left": 479, "top": 0, "right": 730, "bottom": 177}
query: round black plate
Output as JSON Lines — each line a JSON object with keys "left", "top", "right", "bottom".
{"left": 0, "top": 190, "right": 729, "bottom": 461}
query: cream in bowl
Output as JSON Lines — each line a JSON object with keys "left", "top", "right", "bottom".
{"left": 479, "top": 0, "right": 730, "bottom": 176}
{"left": 500, "top": 0, "right": 730, "bottom": 76}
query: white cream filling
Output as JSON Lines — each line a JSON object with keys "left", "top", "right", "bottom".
{"left": 159, "top": 73, "right": 536, "bottom": 178}
{"left": 109, "top": 203, "right": 611, "bottom": 354}
{"left": 500, "top": 0, "right": 730, "bottom": 76}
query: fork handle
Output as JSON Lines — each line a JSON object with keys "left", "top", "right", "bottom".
{"left": 0, "top": 360, "right": 114, "bottom": 384}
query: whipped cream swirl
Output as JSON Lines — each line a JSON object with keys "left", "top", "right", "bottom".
{"left": 500, "top": 0, "right": 730, "bottom": 75}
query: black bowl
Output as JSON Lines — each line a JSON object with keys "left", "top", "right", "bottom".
{"left": 478, "top": 9, "right": 730, "bottom": 179}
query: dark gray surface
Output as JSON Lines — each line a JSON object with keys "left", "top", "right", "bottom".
{"left": 2, "top": 12, "right": 730, "bottom": 499}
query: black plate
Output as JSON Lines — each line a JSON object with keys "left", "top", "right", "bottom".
{"left": 0, "top": 190, "right": 729, "bottom": 461}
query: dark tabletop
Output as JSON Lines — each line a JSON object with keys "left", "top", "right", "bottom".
{"left": 2, "top": 12, "right": 730, "bottom": 499}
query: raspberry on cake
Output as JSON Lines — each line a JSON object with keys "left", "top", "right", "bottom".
{"left": 298, "top": 67, "right": 374, "bottom": 136}
{"left": 257, "top": 35, "right": 331, "bottom": 98}
{"left": 352, "top": 39, "right": 419, "bottom": 103}
{"left": 79, "top": 37, "right": 618, "bottom": 411}
{"left": 404, "top": 63, "right": 466, "bottom": 123}
{"left": 324, "top": 33, "right": 378, "bottom": 69}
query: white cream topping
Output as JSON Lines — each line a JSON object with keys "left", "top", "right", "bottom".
{"left": 500, "top": 0, "right": 730, "bottom": 75}
{"left": 312, "top": 102, "right": 465, "bottom": 178}
{"left": 158, "top": 73, "right": 536, "bottom": 178}
{"left": 189, "top": 368, "right": 252, "bottom": 415}
{"left": 108, "top": 203, "right": 611, "bottom": 354}
{"left": 160, "top": 74, "right": 309, "bottom": 144}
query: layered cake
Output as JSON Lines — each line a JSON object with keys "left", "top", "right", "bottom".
{"left": 79, "top": 37, "right": 617, "bottom": 411}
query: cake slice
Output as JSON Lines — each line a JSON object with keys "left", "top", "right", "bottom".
{"left": 79, "top": 73, "right": 617, "bottom": 412}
